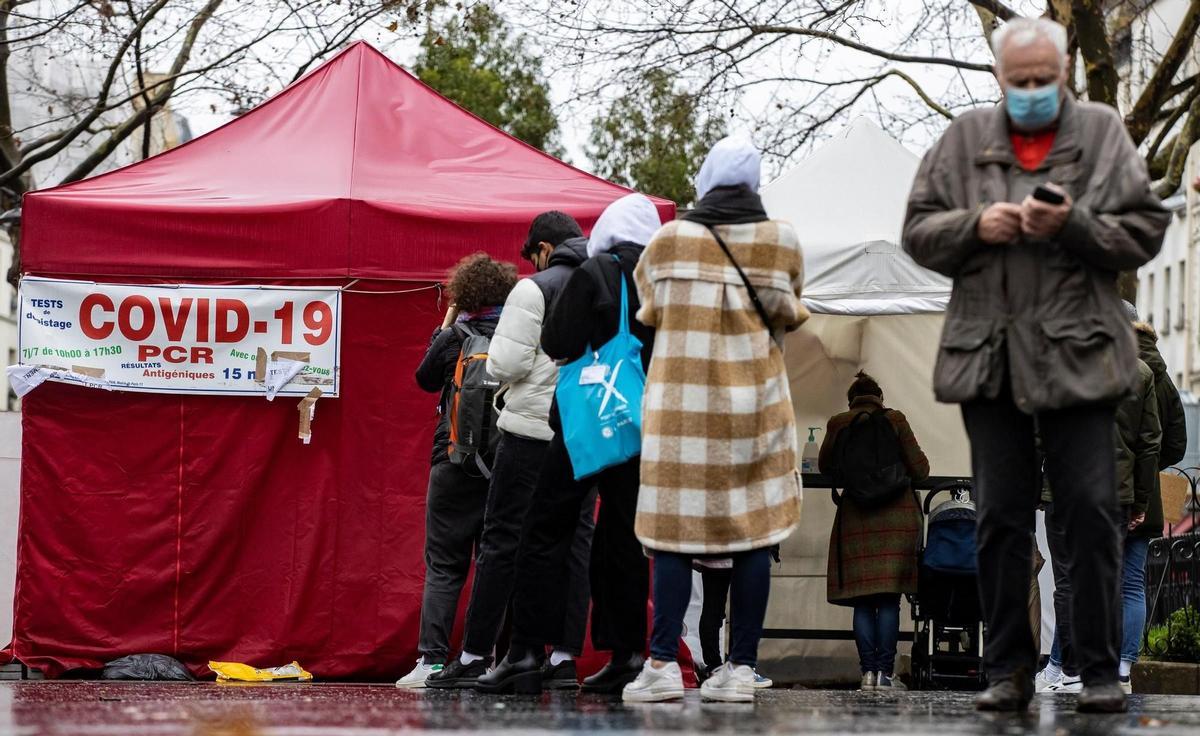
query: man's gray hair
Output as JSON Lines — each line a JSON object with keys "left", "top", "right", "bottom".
{"left": 991, "top": 17, "right": 1069, "bottom": 69}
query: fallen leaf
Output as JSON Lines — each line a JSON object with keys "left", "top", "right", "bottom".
{"left": 386, "top": 20, "right": 398, "bottom": 32}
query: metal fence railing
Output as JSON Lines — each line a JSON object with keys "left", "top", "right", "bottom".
{"left": 1144, "top": 467, "right": 1200, "bottom": 658}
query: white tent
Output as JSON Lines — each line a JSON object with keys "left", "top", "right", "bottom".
{"left": 756, "top": 119, "right": 970, "bottom": 683}
{"left": 762, "top": 117, "right": 951, "bottom": 316}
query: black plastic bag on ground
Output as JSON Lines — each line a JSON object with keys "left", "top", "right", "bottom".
{"left": 102, "top": 654, "right": 195, "bottom": 681}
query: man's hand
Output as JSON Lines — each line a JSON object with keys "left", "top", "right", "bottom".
{"left": 1129, "top": 512, "right": 1146, "bottom": 532}
{"left": 1021, "top": 184, "right": 1072, "bottom": 240}
{"left": 977, "top": 202, "right": 1023, "bottom": 245}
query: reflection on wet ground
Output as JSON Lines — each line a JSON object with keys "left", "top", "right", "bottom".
{"left": 0, "top": 682, "right": 1197, "bottom": 735}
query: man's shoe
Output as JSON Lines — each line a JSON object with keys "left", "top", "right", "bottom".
{"left": 860, "top": 672, "right": 877, "bottom": 691}
{"left": 1045, "top": 675, "right": 1083, "bottom": 693}
{"left": 1077, "top": 683, "right": 1128, "bottom": 713}
{"left": 699, "top": 663, "right": 755, "bottom": 703}
{"left": 1118, "top": 675, "right": 1133, "bottom": 695}
{"left": 622, "top": 660, "right": 684, "bottom": 703}
{"left": 876, "top": 673, "right": 907, "bottom": 691}
{"left": 475, "top": 652, "right": 542, "bottom": 694}
{"left": 541, "top": 659, "right": 579, "bottom": 690}
{"left": 582, "top": 654, "right": 645, "bottom": 694}
{"left": 425, "top": 657, "right": 492, "bottom": 689}
{"left": 395, "top": 658, "right": 443, "bottom": 689}
{"left": 975, "top": 678, "right": 1033, "bottom": 712}
{"left": 1034, "top": 667, "right": 1062, "bottom": 693}
{"left": 752, "top": 670, "right": 773, "bottom": 689}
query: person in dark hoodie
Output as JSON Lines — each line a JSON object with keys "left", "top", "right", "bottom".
{"left": 396, "top": 253, "right": 517, "bottom": 689}
{"left": 477, "top": 194, "right": 662, "bottom": 695}
{"left": 425, "top": 212, "right": 600, "bottom": 690}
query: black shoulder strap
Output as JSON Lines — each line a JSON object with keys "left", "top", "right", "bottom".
{"left": 703, "top": 225, "right": 773, "bottom": 337}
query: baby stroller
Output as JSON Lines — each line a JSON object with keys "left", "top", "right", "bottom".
{"left": 910, "top": 480, "right": 986, "bottom": 691}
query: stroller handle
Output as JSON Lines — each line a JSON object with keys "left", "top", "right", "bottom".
{"left": 922, "top": 479, "right": 974, "bottom": 517}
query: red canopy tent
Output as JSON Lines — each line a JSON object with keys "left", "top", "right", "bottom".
{"left": 11, "top": 41, "right": 674, "bottom": 678}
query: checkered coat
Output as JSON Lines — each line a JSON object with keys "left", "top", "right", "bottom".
{"left": 632, "top": 219, "right": 809, "bottom": 554}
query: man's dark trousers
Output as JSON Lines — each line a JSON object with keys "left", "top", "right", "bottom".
{"left": 510, "top": 433, "right": 648, "bottom": 658}
{"left": 462, "top": 432, "right": 597, "bottom": 657}
{"left": 962, "top": 391, "right": 1121, "bottom": 687}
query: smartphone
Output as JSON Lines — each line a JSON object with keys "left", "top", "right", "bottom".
{"left": 1033, "top": 184, "right": 1065, "bottom": 205}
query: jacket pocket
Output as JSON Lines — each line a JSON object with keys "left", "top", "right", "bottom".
{"left": 933, "top": 318, "right": 996, "bottom": 404}
{"left": 1037, "top": 317, "right": 1125, "bottom": 406}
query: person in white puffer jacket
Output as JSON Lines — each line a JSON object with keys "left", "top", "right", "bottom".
{"left": 424, "top": 211, "right": 597, "bottom": 691}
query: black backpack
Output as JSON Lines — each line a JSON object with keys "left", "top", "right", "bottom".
{"left": 446, "top": 324, "right": 502, "bottom": 478}
{"left": 831, "top": 409, "right": 910, "bottom": 509}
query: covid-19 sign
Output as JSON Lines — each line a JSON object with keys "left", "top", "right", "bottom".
{"left": 17, "top": 277, "right": 341, "bottom": 396}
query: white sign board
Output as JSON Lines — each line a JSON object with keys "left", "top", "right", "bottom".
{"left": 17, "top": 277, "right": 341, "bottom": 397}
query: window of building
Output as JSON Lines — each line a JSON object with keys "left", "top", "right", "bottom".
{"left": 1178, "top": 259, "right": 1187, "bottom": 332}
{"left": 1147, "top": 273, "right": 1156, "bottom": 326}
{"left": 1164, "top": 266, "right": 1172, "bottom": 335}
{"left": 7, "top": 348, "right": 16, "bottom": 411}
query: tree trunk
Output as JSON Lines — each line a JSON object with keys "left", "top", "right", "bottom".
{"left": 1072, "top": 0, "right": 1119, "bottom": 107}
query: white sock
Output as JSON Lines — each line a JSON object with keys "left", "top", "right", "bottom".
{"left": 460, "top": 651, "right": 484, "bottom": 665}
{"left": 1044, "top": 662, "right": 1063, "bottom": 680}
{"left": 549, "top": 650, "right": 574, "bottom": 667}
{"left": 1119, "top": 660, "right": 1133, "bottom": 678}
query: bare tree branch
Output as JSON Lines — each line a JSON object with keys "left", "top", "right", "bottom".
{"left": 59, "top": 0, "right": 224, "bottom": 184}
{"left": 0, "top": 0, "right": 172, "bottom": 187}
{"left": 1125, "top": 0, "right": 1200, "bottom": 145}
{"left": 1155, "top": 95, "right": 1200, "bottom": 198}
{"left": 966, "top": 0, "right": 1017, "bottom": 22}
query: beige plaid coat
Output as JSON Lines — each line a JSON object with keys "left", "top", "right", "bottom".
{"left": 633, "top": 219, "right": 809, "bottom": 554}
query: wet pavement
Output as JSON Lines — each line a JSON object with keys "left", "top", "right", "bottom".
{"left": 1, "top": 682, "right": 1198, "bottom": 735}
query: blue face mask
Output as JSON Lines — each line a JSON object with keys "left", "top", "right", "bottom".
{"left": 1005, "top": 83, "right": 1061, "bottom": 130}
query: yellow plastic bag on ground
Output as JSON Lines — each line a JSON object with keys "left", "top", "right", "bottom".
{"left": 208, "top": 661, "right": 313, "bottom": 682}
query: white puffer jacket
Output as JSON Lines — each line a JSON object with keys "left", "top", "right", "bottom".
{"left": 487, "top": 279, "right": 559, "bottom": 441}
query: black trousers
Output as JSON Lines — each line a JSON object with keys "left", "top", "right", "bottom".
{"left": 699, "top": 567, "right": 733, "bottom": 669}
{"left": 462, "top": 432, "right": 596, "bottom": 657}
{"left": 1046, "top": 502, "right": 1130, "bottom": 677}
{"left": 962, "top": 393, "right": 1120, "bottom": 687}
{"left": 417, "top": 460, "right": 489, "bottom": 664}
{"left": 511, "top": 433, "right": 649, "bottom": 658}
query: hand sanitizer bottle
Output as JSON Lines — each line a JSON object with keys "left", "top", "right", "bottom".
{"left": 801, "top": 427, "right": 820, "bottom": 474}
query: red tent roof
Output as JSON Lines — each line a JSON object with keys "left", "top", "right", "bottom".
{"left": 22, "top": 41, "right": 674, "bottom": 280}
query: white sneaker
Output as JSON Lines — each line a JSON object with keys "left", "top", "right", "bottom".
{"left": 700, "top": 663, "right": 756, "bottom": 703}
{"left": 1034, "top": 667, "right": 1062, "bottom": 693}
{"left": 752, "top": 670, "right": 773, "bottom": 689}
{"left": 1119, "top": 676, "right": 1133, "bottom": 695}
{"left": 1045, "top": 675, "right": 1083, "bottom": 693}
{"left": 622, "top": 660, "right": 685, "bottom": 703}
{"left": 860, "top": 671, "right": 878, "bottom": 690}
{"left": 876, "top": 672, "right": 906, "bottom": 690}
{"left": 395, "top": 658, "right": 443, "bottom": 689}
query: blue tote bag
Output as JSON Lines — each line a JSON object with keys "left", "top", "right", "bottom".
{"left": 556, "top": 270, "right": 646, "bottom": 481}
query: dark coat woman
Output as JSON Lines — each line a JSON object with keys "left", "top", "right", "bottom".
{"left": 819, "top": 372, "right": 929, "bottom": 689}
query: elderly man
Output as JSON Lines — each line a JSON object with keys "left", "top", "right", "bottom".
{"left": 903, "top": 17, "right": 1168, "bottom": 713}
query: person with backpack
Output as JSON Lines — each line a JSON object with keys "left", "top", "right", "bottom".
{"left": 622, "top": 137, "right": 807, "bottom": 704}
{"left": 395, "top": 253, "right": 517, "bottom": 689}
{"left": 424, "top": 212, "right": 600, "bottom": 689}
{"left": 820, "top": 371, "right": 929, "bottom": 691}
{"left": 478, "top": 193, "right": 661, "bottom": 695}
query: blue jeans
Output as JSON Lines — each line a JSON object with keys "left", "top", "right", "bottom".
{"left": 649, "top": 548, "right": 772, "bottom": 667}
{"left": 852, "top": 594, "right": 901, "bottom": 674}
{"left": 1050, "top": 530, "right": 1150, "bottom": 668}
{"left": 1121, "top": 535, "right": 1150, "bottom": 664}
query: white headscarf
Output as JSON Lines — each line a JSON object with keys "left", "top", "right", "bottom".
{"left": 586, "top": 193, "right": 663, "bottom": 258}
{"left": 694, "top": 136, "right": 761, "bottom": 200}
